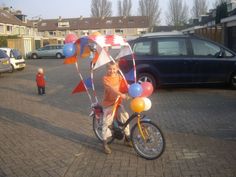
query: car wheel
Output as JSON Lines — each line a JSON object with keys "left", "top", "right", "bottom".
{"left": 138, "top": 73, "right": 157, "bottom": 89}
{"left": 9, "top": 64, "right": 14, "bottom": 73}
{"left": 56, "top": 53, "right": 62, "bottom": 59}
{"left": 17, "top": 67, "right": 25, "bottom": 71}
{"left": 31, "top": 53, "right": 38, "bottom": 59}
{"left": 230, "top": 72, "right": 236, "bottom": 89}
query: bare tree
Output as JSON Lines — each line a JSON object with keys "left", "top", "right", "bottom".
{"left": 192, "top": 0, "right": 208, "bottom": 18}
{"left": 91, "top": 0, "right": 112, "bottom": 17}
{"left": 138, "top": 0, "right": 161, "bottom": 27}
{"left": 118, "top": 0, "right": 132, "bottom": 16}
{"left": 166, "top": 0, "right": 189, "bottom": 26}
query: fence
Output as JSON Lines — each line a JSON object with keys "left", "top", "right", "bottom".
{"left": 194, "top": 25, "right": 223, "bottom": 44}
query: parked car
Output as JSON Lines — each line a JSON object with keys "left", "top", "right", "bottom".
{"left": 0, "top": 49, "right": 11, "bottom": 74}
{"left": 26, "top": 44, "right": 64, "bottom": 59}
{"left": 0, "top": 47, "right": 26, "bottom": 72}
{"left": 119, "top": 32, "right": 236, "bottom": 89}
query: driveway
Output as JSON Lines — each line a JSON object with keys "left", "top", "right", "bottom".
{"left": 0, "top": 59, "right": 235, "bottom": 177}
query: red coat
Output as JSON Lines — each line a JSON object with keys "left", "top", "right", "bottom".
{"left": 36, "top": 73, "right": 46, "bottom": 87}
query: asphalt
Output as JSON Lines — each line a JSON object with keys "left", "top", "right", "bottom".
{"left": 0, "top": 59, "right": 236, "bottom": 177}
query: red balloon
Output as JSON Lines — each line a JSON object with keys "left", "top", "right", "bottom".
{"left": 141, "top": 82, "right": 153, "bottom": 97}
{"left": 65, "top": 34, "right": 78, "bottom": 43}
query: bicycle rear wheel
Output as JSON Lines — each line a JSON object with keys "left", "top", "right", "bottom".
{"left": 131, "top": 120, "right": 165, "bottom": 160}
{"left": 92, "top": 116, "right": 114, "bottom": 144}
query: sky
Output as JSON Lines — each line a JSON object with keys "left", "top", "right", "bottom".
{"left": 1, "top": 0, "right": 216, "bottom": 24}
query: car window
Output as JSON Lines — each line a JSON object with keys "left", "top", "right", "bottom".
{"left": 51, "top": 46, "right": 57, "bottom": 50}
{"left": 133, "top": 41, "right": 152, "bottom": 55}
{"left": 56, "top": 45, "right": 63, "bottom": 49}
{"left": 12, "top": 49, "right": 21, "bottom": 58}
{"left": 157, "top": 38, "right": 187, "bottom": 56}
{"left": 191, "top": 39, "right": 221, "bottom": 57}
{"left": 225, "top": 50, "right": 234, "bottom": 57}
{"left": 0, "top": 50, "right": 8, "bottom": 58}
{"left": 43, "top": 46, "right": 50, "bottom": 50}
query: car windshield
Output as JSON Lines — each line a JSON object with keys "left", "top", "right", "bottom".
{"left": 0, "top": 50, "right": 9, "bottom": 58}
{"left": 12, "top": 49, "right": 21, "bottom": 58}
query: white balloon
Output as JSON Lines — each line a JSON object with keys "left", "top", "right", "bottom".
{"left": 143, "top": 97, "right": 152, "bottom": 111}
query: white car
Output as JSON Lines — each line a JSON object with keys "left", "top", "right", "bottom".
{"left": 0, "top": 47, "right": 26, "bottom": 71}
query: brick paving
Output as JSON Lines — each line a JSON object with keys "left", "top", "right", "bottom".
{"left": 0, "top": 59, "right": 236, "bottom": 177}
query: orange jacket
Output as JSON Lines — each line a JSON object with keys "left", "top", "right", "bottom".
{"left": 102, "top": 75, "right": 122, "bottom": 107}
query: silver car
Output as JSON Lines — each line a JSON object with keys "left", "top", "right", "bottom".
{"left": 27, "top": 44, "right": 64, "bottom": 59}
{"left": 0, "top": 49, "right": 11, "bottom": 74}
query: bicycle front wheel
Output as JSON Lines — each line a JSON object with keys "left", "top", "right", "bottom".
{"left": 131, "top": 120, "right": 165, "bottom": 160}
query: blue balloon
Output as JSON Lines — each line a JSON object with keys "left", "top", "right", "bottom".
{"left": 63, "top": 43, "right": 76, "bottom": 57}
{"left": 128, "top": 83, "right": 143, "bottom": 98}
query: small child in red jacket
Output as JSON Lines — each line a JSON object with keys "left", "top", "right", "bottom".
{"left": 36, "top": 68, "right": 46, "bottom": 95}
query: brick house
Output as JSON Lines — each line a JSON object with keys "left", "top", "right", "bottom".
{"left": 34, "top": 15, "right": 149, "bottom": 41}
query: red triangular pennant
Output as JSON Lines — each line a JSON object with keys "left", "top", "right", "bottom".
{"left": 72, "top": 81, "right": 86, "bottom": 94}
{"left": 119, "top": 78, "right": 128, "bottom": 93}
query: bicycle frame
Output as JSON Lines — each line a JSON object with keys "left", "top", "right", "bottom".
{"left": 92, "top": 96, "right": 150, "bottom": 141}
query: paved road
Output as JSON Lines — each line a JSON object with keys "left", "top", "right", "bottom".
{"left": 0, "top": 59, "right": 236, "bottom": 177}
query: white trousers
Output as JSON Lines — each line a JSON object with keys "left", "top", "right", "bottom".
{"left": 102, "top": 105, "right": 130, "bottom": 141}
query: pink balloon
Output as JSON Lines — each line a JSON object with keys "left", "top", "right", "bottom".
{"left": 65, "top": 34, "right": 78, "bottom": 43}
{"left": 141, "top": 82, "right": 153, "bottom": 97}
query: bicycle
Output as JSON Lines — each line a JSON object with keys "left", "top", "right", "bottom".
{"left": 90, "top": 98, "right": 165, "bottom": 160}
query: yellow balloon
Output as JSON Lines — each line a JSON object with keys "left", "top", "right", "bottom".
{"left": 130, "top": 97, "right": 145, "bottom": 113}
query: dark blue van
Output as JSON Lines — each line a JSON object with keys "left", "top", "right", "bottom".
{"left": 120, "top": 32, "right": 236, "bottom": 89}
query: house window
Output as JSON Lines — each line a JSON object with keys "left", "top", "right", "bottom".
{"left": 58, "top": 22, "right": 70, "bottom": 28}
{"left": 106, "top": 20, "right": 112, "bottom": 24}
{"left": 41, "top": 23, "right": 47, "bottom": 27}
{"left": 6, "top": 25, "right": 12, "bottom": 32}
{"left": 0, "top": 25, "right": 4, "bottom": 33}
{"left": 115, "top": 29, "right": 123, "bottom": 34}
{"left": 49, "top": 31, "right": 54, "bottom": 36}
{"left": 128, "top": 20, "right": 134, "bottom": 24}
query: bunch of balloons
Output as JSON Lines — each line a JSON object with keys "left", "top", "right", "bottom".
{"left": 128, "top": 82, "right": 154, "bottom": 113}
{"left": 63, "top": 34, "right": 78, "bottom": 58}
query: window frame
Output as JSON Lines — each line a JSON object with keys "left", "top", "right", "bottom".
{"left": 132, "top": 38, "right": 154, "bottom": 56}
{"left": 189, "top": 37, "right": 222, "bottom": 58}
{"left": 155, "top": 37, "right": 190, "bottom": 57}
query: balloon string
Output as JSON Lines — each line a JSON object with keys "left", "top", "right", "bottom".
{"left": 75, "top": 62, "right": 93, "bottom": 104}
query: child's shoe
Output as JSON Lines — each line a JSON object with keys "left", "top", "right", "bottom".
{"left": 103, "top": 141, "right": 112, "bottom": 154}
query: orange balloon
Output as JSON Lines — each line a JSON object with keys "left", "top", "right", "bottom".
{"left": 91, "top": 31, "right": 101, "bottom": 36}
{"left": 130, "top": 97, "right": 145, "bottom": 113}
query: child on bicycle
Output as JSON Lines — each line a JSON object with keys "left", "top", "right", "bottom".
{"left": 102, "top": 61, "right": 132, "bottom": 154}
